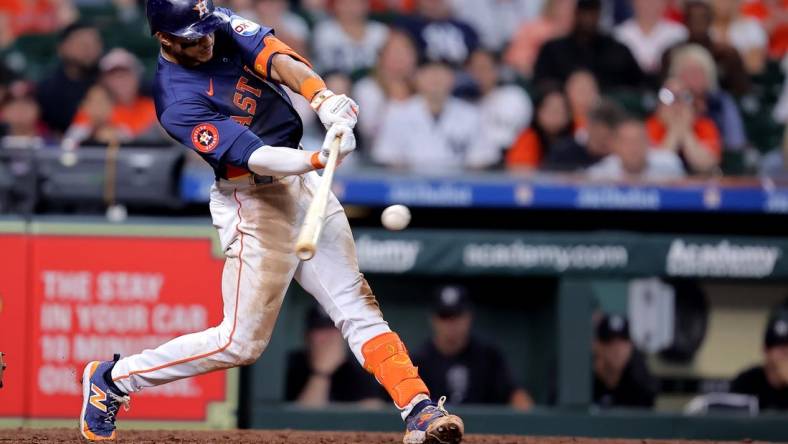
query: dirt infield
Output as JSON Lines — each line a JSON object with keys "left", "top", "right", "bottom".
{"left": 0, "top": 429, "right": 766, "bottom": 444}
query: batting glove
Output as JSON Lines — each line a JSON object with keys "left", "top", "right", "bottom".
{"left": 311, "top": 89, "right": 359, "bottom": 130}
{"left": 312, "top": 124, "right": 356, "bottom": 169}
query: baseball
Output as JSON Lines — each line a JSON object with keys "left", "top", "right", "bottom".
{"left": 381, "top": 204, "right": 411, "bottom": 231}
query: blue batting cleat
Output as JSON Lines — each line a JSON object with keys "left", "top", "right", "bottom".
{"left": 403, "top": 396, "right": 464, "bottom": 444}
{"left": 79, "top": 355, "right": 130, "bottom": 441}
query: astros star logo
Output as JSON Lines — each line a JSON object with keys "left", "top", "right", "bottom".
{"left": 191, "top": 123, "right": 220, "bottom": 153}
{"left": 200, "top": 131, "right": 213, "bottom": 145}
{"left": 193, "top": 0, "right": 209, "bottom": 17}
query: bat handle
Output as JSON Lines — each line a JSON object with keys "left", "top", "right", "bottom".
{"left": 294, "top": 137, "right": 341, "bottom": 261}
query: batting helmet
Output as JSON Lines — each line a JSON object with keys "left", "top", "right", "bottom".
{"left": 146, "top": 0, "right": 227, "bottom": 39}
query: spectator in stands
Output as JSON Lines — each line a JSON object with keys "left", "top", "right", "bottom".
{"left": 533, "top": 0, "right": 643, "bottom": 90}
{"left": 565, "top": 69, "right": 600, "bottom": 141}
{"left": 593, "top": 314, "right": 657, "bottom": 408}
{"left": 505, "top": 0, "right": 576, "bottom": 79}
{"left": 413, "top": 285, "right": 533, "bottom": 410}
{"left": 111, "top": 0, "right": 145, "bottom": 25}
{"left": 542, "top": 98, "right": 626, "bottom": 172}
{"left": 665, "top": 0, "right": 685, "bottom": 22}
{"left": 466, "top": 50, "right": 533, "bottom": 165}
{"left": 730, "top": 314, "right": 788, "bottom": 410}
{"left": 669, "top": 44, "right": 747, "bottom": 152}
{"left": 0, "top": 0, "right": 78, "bottom": 42}
{"left": 291, "top": 0, "right": 329, "bottom": 25}
{"left": 370, "top": 0, "right": 417, "bottom": 14}
{"left": 398, "top": 0, "right": 480, "bottom": 66}
{"left": 252, "top": 0, "right": 310, "bottom": 57}
{"left": 312, "top": 0, "right": 389, "bottom": 75}
{"left": 353, "top": 30, "right": 418, "bottom": 147}
{"left": 448, "top": 0, "right": 539, "bottom": 51}
{"left": 0, "top": 63, "right": 13, "bottom": 106}
{"left": 66, "top": 49, "right": 160, "bottom": 145}
{"left": 285, "top": 306, "right": 383, "bottom": 407}
{"left": 0, "top": 14, "right": 13, "bottom": 49}
{"left": 506, "top": 85, "right": 573, "bottom": 170}
{"left": 226, "top": 0, "right": 256, "bottom": 18}
{"left": 64, "top": 84, "right": 129, "bottom": 146}
{"left": 741, "top": 0, "right": 788, "bottom": 60}
{"left": 37, "top": 22, "right": 102, "bottom": 134}
{"left": 763, "top": 64, "right": 788, "bottom": 175}
{"left": 614, "top": 0, "right": 687, "bottom": 76}
{"left": 372, "top": 60, "right": 495, "bottom": 170}
{"left": 587, "top": 117, "right": 685, "bottom": 180}
{"left": 710, "top": 0, "right": 769, "bottom": 74}
{"left": 662, "top": 0, "right": 750, "bottom": 97}
{"left": 646, "top": 77, "right": 722, "bottom": 175}
{"left": 0, "top": 80, "right": 48, "bottom": 142}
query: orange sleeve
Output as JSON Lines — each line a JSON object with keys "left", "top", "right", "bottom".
{"left": 506, "top": 129, "right": 542, "bottom": 168}
{"left": 253, "top": 35, "right": 312, "bottom": 79}
{"left": 694, "top": 118, "right": 722, "bottom": 158}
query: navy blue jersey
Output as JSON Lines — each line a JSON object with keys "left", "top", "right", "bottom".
{"left": 154, "top": 8, "right": 308, "bottom": 178}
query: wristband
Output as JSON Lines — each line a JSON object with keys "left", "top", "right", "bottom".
{"left": 310, "top": 151, "right": 325, "bottom": 169}
{"left": 300, "top": 77, "right": 327, "bottom": 103}
{"left": 310, "top": 89, "right": 335, "bottom": 111}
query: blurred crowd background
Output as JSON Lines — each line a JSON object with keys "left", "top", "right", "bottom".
{"left": 0, "top": 0, "right": 786, "bottom": 179}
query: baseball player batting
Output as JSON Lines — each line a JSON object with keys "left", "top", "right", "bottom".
{"left": 78, "top": 1, "right": 463, "bottom": 443}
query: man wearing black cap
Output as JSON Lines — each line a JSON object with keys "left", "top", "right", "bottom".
{"left": 533, "top": 0, "right": 643, "bottom": 91}
{"left": 593, "top": 314, "right": 657, "bottom": 408}
{"left": 730, "top": 315, "right": 788, "bottom": 411}
{"left": 285, "top": 306, "right": 383, "bottom": 407}
{"left": 37, "top": 22, "right": 103, "bottom": 134}
{"left": 412, "top": 285, "right": 532, "bottom": 409}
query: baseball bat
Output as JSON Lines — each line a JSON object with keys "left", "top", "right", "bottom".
{"left": 295, "top": 137, "right": 340, "bottom": 261}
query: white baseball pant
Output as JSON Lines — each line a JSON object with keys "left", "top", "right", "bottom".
{"left": 110, "top": 171, "right": 391, "bottom": 393}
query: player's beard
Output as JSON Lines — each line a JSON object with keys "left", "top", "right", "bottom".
{"left": 167, "top": 33, "right": 215, "bottom": 67}
{"left": 184, "top": 42, "right": 214, "bottom": 65}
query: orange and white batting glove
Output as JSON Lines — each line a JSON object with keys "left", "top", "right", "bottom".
{"left": 310, "top": 124, "right": 356, "bottom": 169}
{"left": 310, "top": 89, "right": 359, "bottom": 130}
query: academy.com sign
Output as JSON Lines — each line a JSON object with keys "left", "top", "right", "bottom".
{"left": 462, "top": 241, "right": 629, "bottom": 272}
{"left": 666, "top": 239, "right": 781, "bottom": 278}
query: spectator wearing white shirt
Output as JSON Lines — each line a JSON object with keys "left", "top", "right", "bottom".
{"left": 372, "top": 60, "right": 493, "bottom": 171}
{"left": 448, "top": 0, "right": 543, "bottom": 51}
{"left": 311, "top": 0, "right": 389, "bottom": 74}
{"left": 588, "top": 118, "right": 685, "bottom": 181}
{"left": 614, "top": 0, "right": 687, "bottom": 74}
{"left": 466, "top": 49, "right": 533, "bottom": 165}
{"left": 710, "top": 0, "right": 769, "bottom": 74}
{"left": 353, "top": 30, "right": 418, "bottom": 148}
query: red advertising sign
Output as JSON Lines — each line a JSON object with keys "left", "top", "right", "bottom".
{"left": 28, "top": 235, "right": 227, "bottom": 420}
{"left": 0, "top": 234, "right": 30, "bottom": 417}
